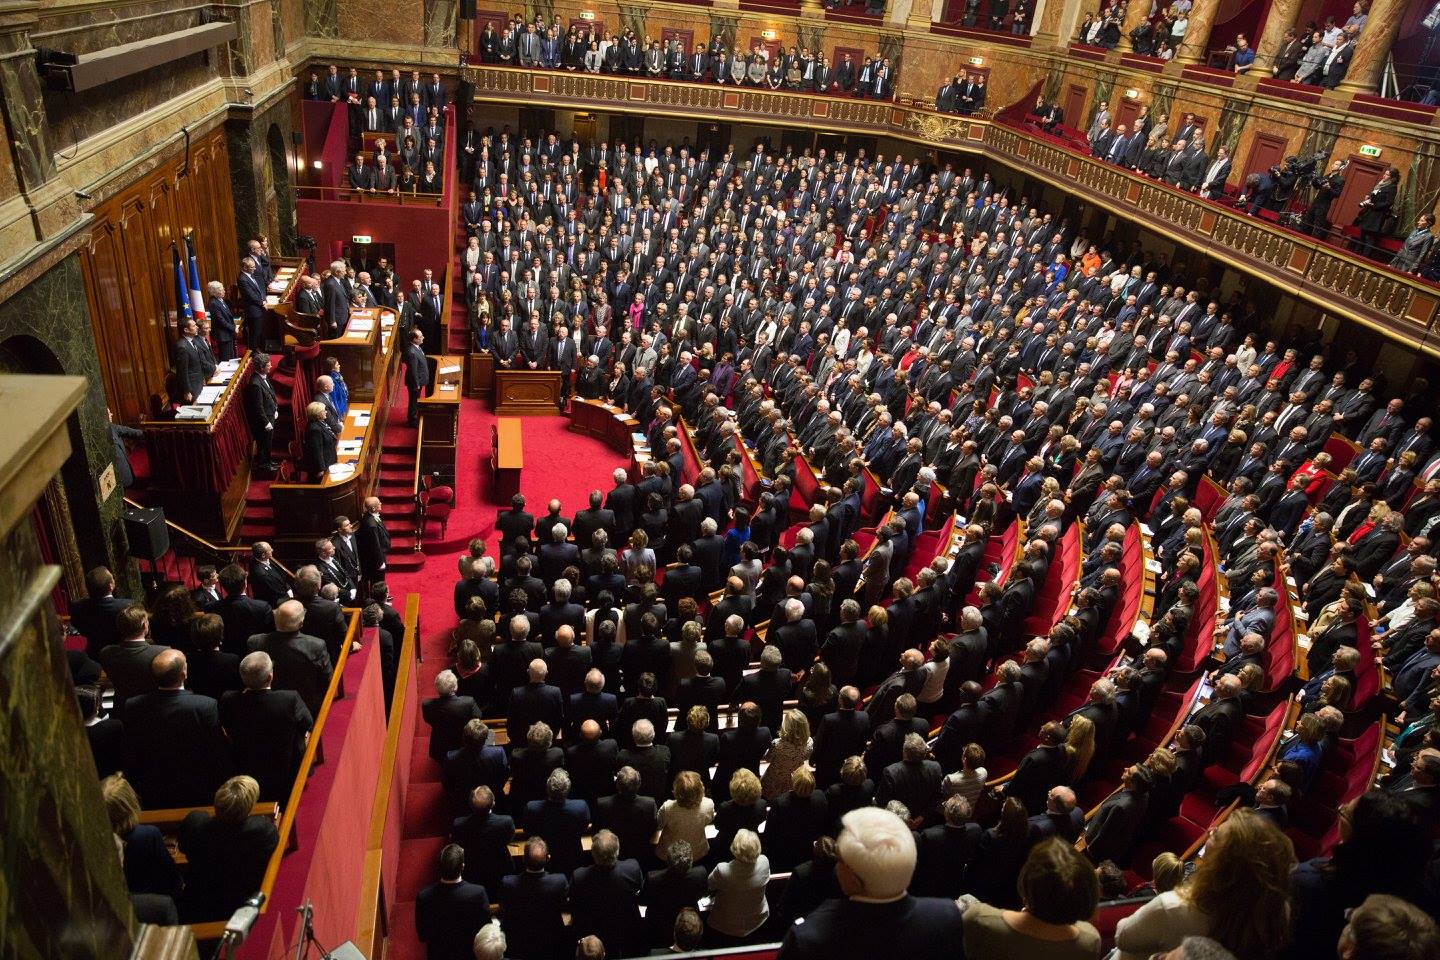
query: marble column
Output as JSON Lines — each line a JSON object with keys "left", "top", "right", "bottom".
{"left": 0, "top": 0, "right": 56, "bottom": 191}
{"left": 1035, "top": 0, "right": 1080, "bottom": 47}
{"left": 1117, "top": 0, "right": 1151, "bottom": 51}
{"left": 1254, "top": 0, "right": 1303, "bottom": 72}
{"left": 1338, "top": 0, "right": 1407, "bottom": 94}
{"left": 1175, "top": 0, "right": 1221, "bottom": 64}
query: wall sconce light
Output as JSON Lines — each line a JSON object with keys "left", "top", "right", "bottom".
{"left": 967, "top": 56, "right": 984, "bottom": 66}
{"left": 762, "top": 29, "right": 777, "bottom": 40}
{"left": 312, "top": 160, "right": 323, "bottom": 169}
{"left": 1124, "top": 88, "right": 1140, "bottom": 99}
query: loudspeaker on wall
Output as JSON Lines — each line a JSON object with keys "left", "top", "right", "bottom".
{"left": 124, "top": 506, "right": 171, "bottom": 562}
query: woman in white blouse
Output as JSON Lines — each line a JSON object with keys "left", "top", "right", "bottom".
{"left": 657, "top": 770, "right": 716, "bottom": 862}
{"left": 706, "top": 829, "right": 771, "bottom": 942}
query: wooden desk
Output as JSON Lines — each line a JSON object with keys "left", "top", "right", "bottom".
{"left": 261, "top": 258, "right": 306, "bottom": 349}
{"left": 421, "top": 354, "right": 464, "bottom": 479}
{"left": 270, "top": 312, "right": 400, "bottom": 539}
{"left": 494, "top": 369, "right": 562, "bottom": 415}
{"left": 319, "top": 307, "right": 388, "bottom": 402}
{"left": 570, "top": 398, "right": 650, "bottom": 482}
{"left": 492, "top": 417, "right": 523, "bottom": 501}
{"left": 466, "top": 350, "right": 494, "bottom": 400}
{"left": 140, "top": 352, "right": 253, "bottom": 540}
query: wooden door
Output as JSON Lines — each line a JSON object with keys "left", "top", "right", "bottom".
{"left": 1115, "top": 97, "right": 1142, "bottom": 133}
{"left": 1243, "top": 133, "right": 1289, "bottom": 185}
{"left": 1063, "top": 83, "right": 1087, "bottom": 130}
{"left": 751, "top": 39, "right": 782, "bottom": 60}
{"left": 1332, "top": 156, "right": 1386, "bottom": 233}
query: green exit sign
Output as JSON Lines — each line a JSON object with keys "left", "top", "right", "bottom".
{"left": 1358, "top": 145, "right": 1381, "bottom": 158}
{"left": 352, "top": 234, "right": 373, "bottom": 244}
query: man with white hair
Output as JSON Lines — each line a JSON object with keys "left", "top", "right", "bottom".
{"left": 219, "top": 650, "right": 314, "bottom": 800}
{"left": 777, "top": 807, "right": 964, "bottom": 959}
{"left": 320, "top": 259, "right": 350, "bottom": 337}
{"left": 423, "top": 669, "right": 482, "bottom": 763}
{"left": 246, "top": 598, "right": 332, "bottom": 717}
{"left": 472, "top": 922, "right": 506, "bottom": 960}
{"left": 508, "top": 658, "right": 565, "bottom": 741}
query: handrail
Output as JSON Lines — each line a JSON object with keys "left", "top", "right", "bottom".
{"left": 122, "top": 495, "right": 297, "bottom": 580}
{"left": 354, "top": 592, "right": 421, "bottom": 956}
{"left": 256, "top": 608, "right": 361, "bottom": 898}
{"left": 412, "top": 417, "right": 426, "bottom": 549}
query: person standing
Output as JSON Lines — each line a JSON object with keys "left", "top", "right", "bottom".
{"left": 357, "top": 496, "right": 391, "bottom": 586}
{"left": 404, "top": 328, "right": 431, "bottom": 427}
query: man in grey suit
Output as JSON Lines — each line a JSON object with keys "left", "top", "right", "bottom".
{"left": 247, "top": 599, "right": 334, "bottom": 717}
{"left": 99, "top": 604, "right": 166, "bottom": 719}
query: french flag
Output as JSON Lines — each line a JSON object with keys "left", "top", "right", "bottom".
{"left": 185, "top": 235, "right": 207, "bottom": 324}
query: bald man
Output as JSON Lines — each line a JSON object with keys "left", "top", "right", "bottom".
{"left": 122, "top": 648, "right": 232, "bottom": 806}
{"left": 246, "top": 599, "right": 333, "bottom": 717}
{"left": 357, "top": 495, "right": 391, "bottom": 584}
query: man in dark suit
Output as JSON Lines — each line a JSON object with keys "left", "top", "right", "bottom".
{"left": 566, "top": 671, "right": 620, "bottom": 740}
{"left": 98, "top": 604, "right": 164, "bottom": 717}
{"left": 734, "top": 645, "right": 794, "bottom": 732}
{"left": 498, "top": 838, "right": 571, "bottom": 960}
{"left": 1082, "top": 764, "right": 1152, "bottom": 863}
{"left": 244, "top": 352, "right": 279, "bottom": 471}
{"left": 496, "top": 493, "right": 536, "bottom": 547}
{"left": 123, "top": 649, "right": 232, "bottom": 808}
{"left": 595, "top": 766, "right": 660, "bottom": 861}
{"left": 523, "top": 769, "right": 592, "bottom": 876}
{"left": 443, "top": 718, "right": 509, "bottom": 814}
{"left": 570, "top": 828, "right": 645, "bottom": 956}
{"left": 1190, "top": 674, "right": 1246, "bottom": 767}
{"left": 552, "top": 325, "right": 578, "bottom": 408}
{"left": 356, "top": 496, "right": 391, "bottom": 585}
{"left": 911, "top": 794, "right": 981, "bottom": 898}
{"left": 573, "top": 489, "right": 617, "bottom": 550}
{"left": 813, "top": 687, "right": 872, "bottom": 787}
{"left": 876, "top": 733, "right": 944, "bottom": 816}
{"left": 1004, "top": 722, "right": 1070, "bottom": 813}
{"left": 617, "top": 719, "right": 673, "bottom": 801}
{"left": 415, "top": 844, "right": 492, "bottom": 960}
{"left": 292, "top": 565, "right": 347, "bottom": 660}
{"left": 403, "top": 328, "right": 431, "bottom": 427}
{"left": 219, "top": 650, "right": 314, "bottom": 800}
{"left": 170, "top": 317, "right": 215, "bottom": 405}
{"left": 451, "top": 784, "right": 515, "bottom": 896}
{"left": 246, "top": 599, "right": 333, "bottom": 718}
{"left": 776, "top": 806, "right": 965, "bottom": 960}
{"left": 508, "top": 659, "right": 566, "bottom": 740}
{"left": 566, "top": 718, "right": 620, "bottom": 805}
{"left": 72, "top": 565, "right": 133, "bottom": 660}
{"left": 423, "top": 668, "right": 483, "bottom": 764}
{"left": 320, "top": 261, "right": 350, "bottom": 337}
{"left": 246, "top": 540, "right": 290, "bottom": 607}
{"left": 1028, "top": 785, "right": 1086, "bottom": 843}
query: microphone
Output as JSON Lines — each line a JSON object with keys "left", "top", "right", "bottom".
{"left": 223, "top": 892, "right": 266, "bottom": 944}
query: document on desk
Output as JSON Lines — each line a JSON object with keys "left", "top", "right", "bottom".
{"left": 337, "top": 440, "right": 363, "bottom": 456}
{"left": 351, "top": 410, "right": 371, "bottom": 427}
{"left": 348, "top": 319, "right": 375, "bottom": 334}
{"left": 438, "top": 364, "right": 461, "bottom": 375}
{"left": 196, "top": 386, "right": 225, "bottom": 405}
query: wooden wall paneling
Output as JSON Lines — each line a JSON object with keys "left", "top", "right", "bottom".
{"left": 1063, "top": 83, "right": 1087, "bottom": 130}
{"left": 80, "top": 128, "right": 237, "bottom": 424}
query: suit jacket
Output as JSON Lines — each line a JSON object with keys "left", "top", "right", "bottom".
{"left": 1083, "top": 788, "right": 1147, "bottom": 862}
{"left": 247, "top": 629, "right": 334, "bottom": 718}
{"left": 73, "top": 594, "right": 134, "bottom": 659}
{"left": 524, "top": 797, "right": 591, "bottom": 875}
{"left": 123, "top": 689, "right": 232, "bottom": 807}
{"left": 423, "top": 693, "right": 483, "bottom": 762}
{"left": 176, "top": 811, "right": 279, "bottom": 921}
{"left": 499, "top": 871, "right": 571, "bottom": 959}
{"left": 451, "top": 810, "right": 516, "bottom": 894}
{"left": 415, "top": 881, "right": 491, "bottom": 960}
{"left": 98, "top": 640, "right": 165, "bottom": 715}
{"left": 570, "top": 860, "right": 645, "bottom": 955}
{"left": 777, "top": 894, "right": 966, "bottom": 960}
{"left": 357, "top": 513, "right": 392, "bottom": 578}
{"left": 219, "top": 688, "right": 313, "bottom": 800}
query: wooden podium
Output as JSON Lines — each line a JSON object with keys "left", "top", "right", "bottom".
{"left": 492, "top": 417, "right": 523, "bottom": 501}
{"left": 493, "top": 369, "right": 562, "bottom": 415}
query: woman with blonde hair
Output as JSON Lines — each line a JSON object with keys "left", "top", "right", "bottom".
{"left": 177, "top": 775, "right": 279, "bottom": 921}
{"left": 1064, "top": 715, "right": 1096, "bottom": 782}
{"left": 706, "top": 829, "right": 771, "bottom": 943}
{"left": 623, "top": 527, "right": 656, "bottom": 577}
{"left": 102, "top": 773, "right": 181, "bottom": 897}
{"left": 658, "top": 770, "right": 716, "bottom": 861}
{"left": 714, "top": 768, "right": 768, "bottom": 862}
{"left": 1114, "top": 808, "right": 1296, "bottom": 960}
{"left": 761, "top": 709, "right": 813, "bottom": 800}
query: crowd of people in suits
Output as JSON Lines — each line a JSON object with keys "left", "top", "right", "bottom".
{"left": 68, "top": 505, "right": 397, "bottom": 923}
{"left": 397, "top": 120, "right": 1440, "bottom": 958}
{"left": 305, "top": 64, "right": 450, "bottom": 194}
{"left": 475, "top": 16, "right": 898, "bottom": 100}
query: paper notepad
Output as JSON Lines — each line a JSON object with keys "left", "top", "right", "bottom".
{"left": 338, "top": 440, "right": 363, "bottom": 455}
{"left": 350, "top": 410, "right": 371, "bottom": 425}
{"left": 175, "top": 405, "right": 212, "bottom": 420}
{"left": 196, "top": 386, "right": 224, "bottom": 404}
{"left": 438, "top": 364, "right": 461, "bottom": 375}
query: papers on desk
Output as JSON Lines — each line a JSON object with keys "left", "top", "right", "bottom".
{"left": 265, "top": 295, "right": 279, "bottom": 306}
{"left": 175, "top": 404, "right": 212, "bottom": 420}
{"left": 350, "top": 410, "right": 371, "bottom": 427}
{"left": 217, "top": 358, "right": 241, "bottom": 372}
{"left": 328, "top": 463, "right": 356, "bottom": 479}
{"left": 267, "top": 279, "right": 287, "bottom": 293}
{"left": 337, "top": 440, "right": 363, "bottom": 456}
{"left": 348, "top": 318, "right": 375, "bottom": 334}
{"left": 437, "top": 383, "right": 457, "bottom": 394}
{"left": 196, "top": 385, "right": 225, "bottom": 405}
{"left": 438, "top": 364, "right": 461, "bottom": 375}
{"left": 632, "top": 433, "right": 648, "bottom": 444}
